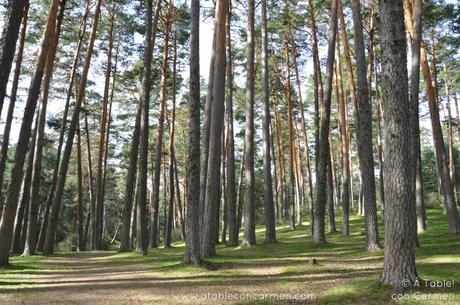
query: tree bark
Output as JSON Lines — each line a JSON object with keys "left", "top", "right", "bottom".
{"left": 242, "top": 0, "right": 256, "bottom": 247}
{"left": 76, "top": 122, "right": 84, "bottom": 251}
{"left": 94, "top": 0, "right": 116, "bottom": 250}
{"left": 0, "top": 0, "right": 25, "bottom": 116}
{"left": 36, "top": 1, "right": 90, "bottom": 252}
{"left": 334, "top": 30, "right": 350, "bottom": 236}
{"left": 11, "top": 124, "right": 36, "bottom": 253}
{"left": 201, "top": 0, "right": 228, "bottom": 256}
{"left": 23, "top": 0, "right": 66, "bottom": 256}
{"left": 261, "top": 0, "right": 276, "bottom": 243}
{"left": 165, "top": 37, "right": 178, "bottom": 248}
{"left": 444, "top": 72, "right": 457, "bottom": 204}
{"left": 43, "top": 0, "right": 103, "bottom": 255}
{"left": 199, "top": 29, "right": 217, "bottom": 234}
{"left": 421, "top": 44, "right": 460, "bottom": 233}
{"left": 225, "top": 4, "right": 238, "bottom": 247}
{"left": 350, "top": 0, "right": 381, "bottom": 250}
{"left": 283, "top": 34, "right": 296, "bottom": 232}
{"left": 150, "top": 0, "right": 173, "bottom": 249}
{"left": 0, "top": 0, "right": 61, "bottom": 265}
{"left": 313, "top": 0, "right": 337, "bottom": 244}
{"left": 184, "top": 0, "right": 201, "bottom": 264}
{"left": 379, "top": 0, "right": 418, "bottom": 286}
{"left": 0, "top": 1, "right": 29, "bottom": 202}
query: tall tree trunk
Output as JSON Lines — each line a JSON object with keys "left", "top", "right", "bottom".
{"left": 184, "top": 0, "right": 201, "bottom": 264}
{"left": 0, "top": 0, "right": 61, "bottom": 265}
{"left": 0, "top": 1, "right": 29, "bottom": 202}
{"left": 313, "top": 0, "right": 338, "bottom": 244}
{"left": 201, "top": 0, "right": 228, "bottom": 257}
{"left": 165, "top": 37, "right": 178, "bottom": 248}
{"left": 327, "top": 142, "right": 337, "bottom": 233}
{"left": 199, "top": 30, "right": 217, "bottom": 234}
{"left": 350, "top": 0, "right": 381, "bottom": 250}
{"left": 12, "top": 124, "right": 36, "bottom": 253}
{"left": 273, "top": 104, "right": 286, "bottom": 221}
{"left": 283, "top": 34, "right": 296, "bottom": 232}
{"left": 120, "top": 0, "right": 161, "bottom": 253}
{"left": 261, "top": 0, "right": 276, "bottom": 244}
{"left": 422, "top": 44, "right": 460, "bottom": 233}
{"left": 308, "top": 0, "right": 324, "bottom": 184}
{"left": 225, "top": 3, "right": 238, "bottom": 247}
{"left": 334, "top": 31, "right": 350, "bottom": 236}
{"left": 290, "top": 36, "right": 314, "bottom": 220}
{"left": 23, "top": 0, "right": 66, "bottom": 256}
{"left": 43, "top": 0, "right": 103, "bottom": 255}
{"left": 404, "top": 0, "right": 426, "bottom": 232}
{"left": 242, "top": 0, "right": 256, "bottom": 247}
{"left": 101, "top": 44, "right": 118, "bottom": 239}
{"left": 150, "top": 0, "right": 173, "bottom": 249}
{"left": 379, "top": 0, "right": 418, "bottom": 286}
{"left": 173, "top": 154, "right": 185, "bottom": 240}
{"left": 445, "top": 72, "right": 457, "bottom": 203}
{"left": 0, "top": 0, "right": 25, "bottom": 115}
{"left": 137, "top": 0, "right": 156, "bottom": 253}
{"left": 36, "top": 1, "right": 90, "bottom": 252}
{"left": 76, "top": 122, "right": 84, "bottom": 251}
{"left": 83, "top": 101, "right": 96, "bottom": 249}
{"left": 94, "top": 1, "right": 116, "bottom": 250}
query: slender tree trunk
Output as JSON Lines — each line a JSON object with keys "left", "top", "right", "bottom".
{"left": 404, "top": 0, "right": 426, "bottom": 232}
{"left": 137, "top": 0, "right": 157, "bottom": 253}
{"left": 12, "top": 124, "right": 36, "bottom": 253}
{"left": 150, "top": 0, "right": 173, "bottom": 249}
{"left": 236, "top": 147, "right": 245, "bottom": 229}
{"left": 350, "top": 0, "right": 381, "bottom": 250}
{"left": 335, "top": 32, "right": 350, "bottom": 236}
{"left": 308, "top": 0, "right": 324, "bottom": 184}
{"left": 184, "top": 0, "right": 201, "bottom": 264}
{"left": 120, "top": 103, "right": 142, "bottom": 251}
{"left": 0, "top": 0, "right": 25, "bottom": 115}
{"left": 76, "top": 123, "right": 84, "bottom": 251}
{"left": 120, "top": 0, "right": 161, "bottom": 253}
{"left": 421, "top": 43, "right": 460, "bottom": 233}
{"left": 283, "top": 35, "right": 296, "bottom": 232}
{"left": 379, "top": 0, "right": 418, "bottom": 286}
{"left": 290, "top": 36, "right": 314, "bottom": 219}
{"left": 201, "top": 0, "right": 228, "bottom": 257}
{"left": 242, "top": 0, "right": 256, "bottom": 247}
{"left": 270, "top": 123, "right": 280, "bottom": 221}
{"left": 327, "top": 141, "right": 337, "bottom": 233}
{"left": 0, "top": 0, "right": 61, "bottom": 264}
{"left": 445, "top": 72, "right": 457, "bottom": 203}
{"left": 0, "top": 2, "right": 29, "bottom": 202}
{"left": 199, "top": 30, "right": 217, "bottom": 234}
{"left": 173, "top": 154, "right": 185, "bottom": 240}
{"left": 23, "top": 0, "right": 66, "bottom": 256}
{"left": 36, "top": 1, "right": 90, "bottom": 252}
{"left": 313, "top": 0, "right": 338, "bottom": 244}
{"left": 225, "top": 4, "right": 238, "bottom": 247}
{"left": 261, "top": 0, "right": 276, "bottom": 243}
{"left": 165, "top": 37, "right": 178, "bottom": 248}
{"left": 43, "top": 0, "right": 103, "bottom": 255}
{"left": 273, "top": 104, "right": 286, "bottom": 221}
{"left": 94, "top": 1, "right": 116, "bottom": 250}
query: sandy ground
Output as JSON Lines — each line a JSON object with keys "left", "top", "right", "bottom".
{"left": 0, "top": 251, "right": 380, "bottom": 305}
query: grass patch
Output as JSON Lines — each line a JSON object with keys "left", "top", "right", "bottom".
{"left": 0, "top": 208, "right": 458, "bottom": 304}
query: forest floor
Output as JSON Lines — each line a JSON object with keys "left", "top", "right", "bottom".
{"left": 0, "top": 209, "right": 459, "bottom": 305}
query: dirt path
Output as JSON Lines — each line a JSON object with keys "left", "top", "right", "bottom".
{"left": 0, "top": 250, "right": 380, "bottom": 305}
